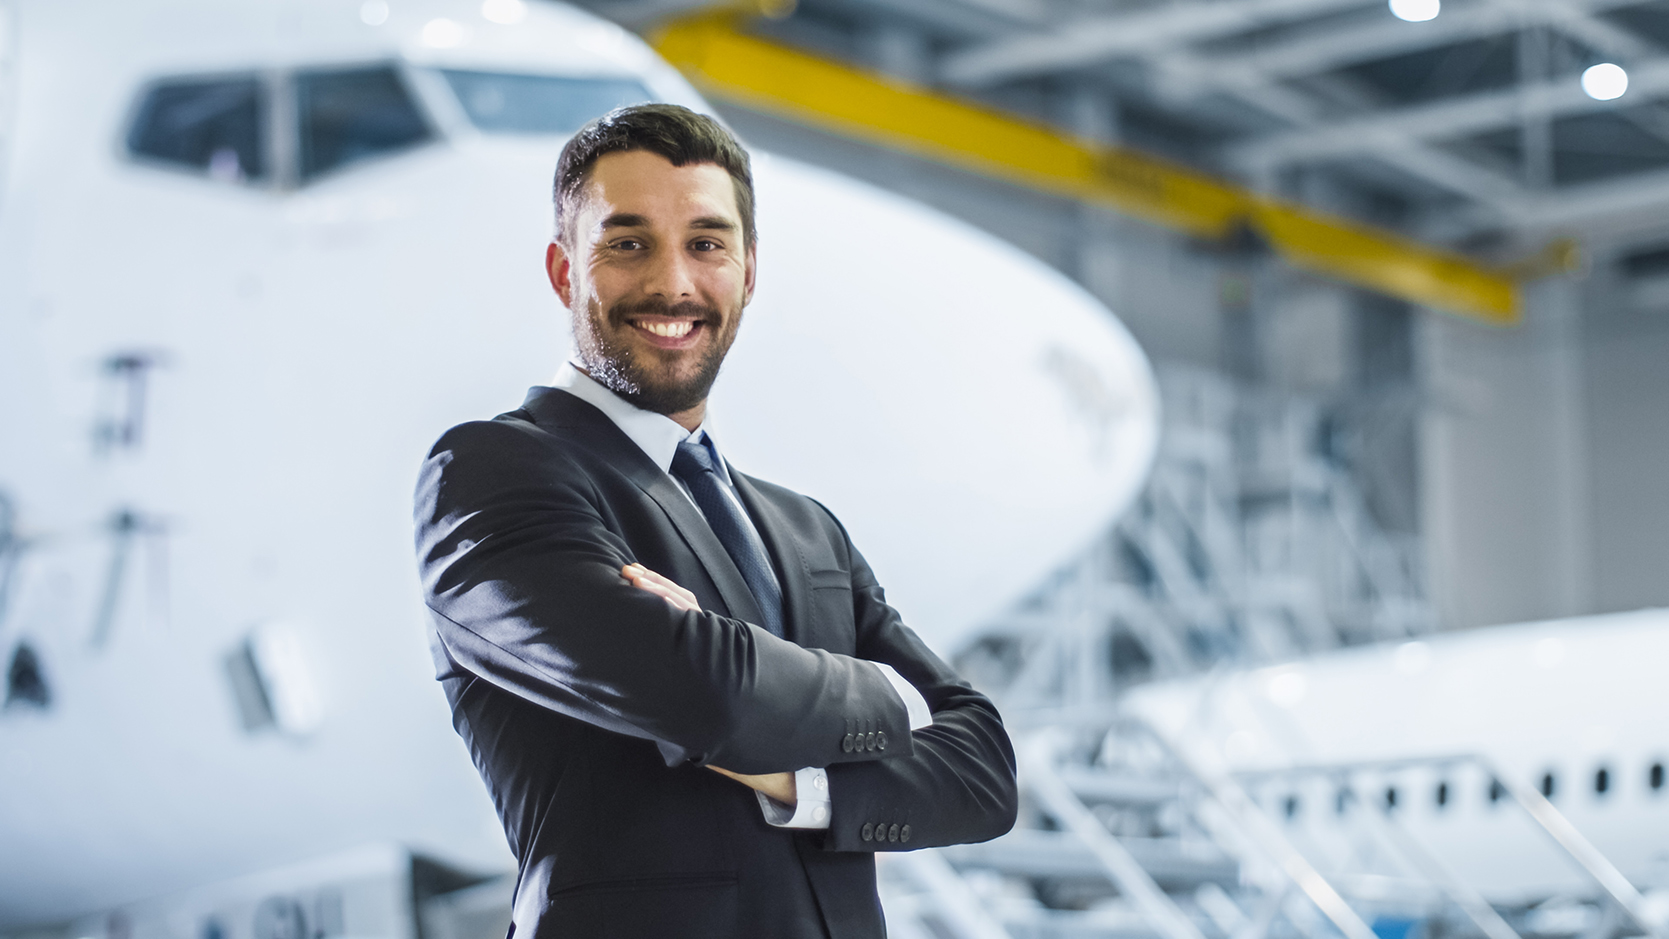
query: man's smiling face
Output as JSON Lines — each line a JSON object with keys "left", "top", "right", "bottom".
{"left": 548, "top": 149, "right": 756, "bottom": 423}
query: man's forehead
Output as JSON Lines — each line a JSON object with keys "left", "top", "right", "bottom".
{"left": 579, "top": 150, "right": 738, "bottom": 222}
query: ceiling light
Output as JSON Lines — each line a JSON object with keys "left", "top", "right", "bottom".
{"left": 481, "top": 0, "right": 526, "bottom": 24}
{"left": 1389, "top": 0, "right": 1440, "bottom": 22}
{"left": 422, "top": 17, "right": 467, "bottom": 48}
{"left": 1582, "top": 63, "right": 1628, "bottom": 100}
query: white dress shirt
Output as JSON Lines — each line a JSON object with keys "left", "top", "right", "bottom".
{"left": 551, "top": 362, "right": 933, "bottom": 829}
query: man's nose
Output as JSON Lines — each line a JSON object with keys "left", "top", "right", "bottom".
{"left": 644, "top": 246, "right": 697, "bottom": 298}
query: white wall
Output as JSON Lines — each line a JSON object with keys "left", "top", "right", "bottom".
{"left": 1418, "top": 280, "right": 1593, "bottom": 629}
{"left": 1583, "top": 262, "right": 1669, "bottom": 614}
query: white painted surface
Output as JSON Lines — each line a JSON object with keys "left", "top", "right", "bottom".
{"left": 1129, "top": 609, "right": 1669, "bottom": 901}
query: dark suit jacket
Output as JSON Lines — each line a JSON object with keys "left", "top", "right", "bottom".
{"left": 413, "top": 386, "right": 1018, "bottom": 939}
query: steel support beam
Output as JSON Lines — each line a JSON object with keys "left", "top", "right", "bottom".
{"left": 938, "top": 0, "right": 1376, "bottom": 87}
{"left": 1236, "top": 56, "right": 1669, "bottom": 167}
{"left": 1203, "top": 0, "right": 1643, "bottom": 86}
{"left": 1519, "top": 162, "right": 1669, "bottom": 231}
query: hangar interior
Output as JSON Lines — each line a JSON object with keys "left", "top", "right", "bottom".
{"left": 5, "top": 0, "right": 1669, "bottom": 938}
{"left": 575, "top": 0, "right": 1669, "bottom": 643}
{"left": 563, "top": 1, "right": 1669, "bottom": 936}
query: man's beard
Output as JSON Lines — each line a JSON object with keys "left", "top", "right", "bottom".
{"left": 574, "top": 294, "right": 738, "bottom": 416}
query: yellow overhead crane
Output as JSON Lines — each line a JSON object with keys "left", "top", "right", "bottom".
{"left": 651, "top": 12, "right": 1524, "bottom": 325}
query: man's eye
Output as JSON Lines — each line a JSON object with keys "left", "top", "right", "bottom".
{"left": 690, "top": 239, "right": 721, "bottom": 251}
{"left": 611, "top": 239, "right": 645, "bottom": 250}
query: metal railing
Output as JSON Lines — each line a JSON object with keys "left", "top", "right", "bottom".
{"left": 880, "top": 718, "right": 1661, "bottom": 939}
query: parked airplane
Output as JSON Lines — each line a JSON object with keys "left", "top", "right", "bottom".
{"left": 0, "top": 0, "right": 1158, "bottom": 928}
{"left": 1128, "top": 608, "right": 1669, "bottom": 921}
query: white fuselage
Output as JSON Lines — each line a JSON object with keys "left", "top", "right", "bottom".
{"left": 1129, "top": 610, "right": 1669, "bottom": 906}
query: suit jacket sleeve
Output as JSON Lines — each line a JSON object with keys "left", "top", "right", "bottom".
{"left": 815, "top": 514, "right": 1020, "bottom": 851}
{"left": 414, "top": 419, "right": 910, "bottom": 774}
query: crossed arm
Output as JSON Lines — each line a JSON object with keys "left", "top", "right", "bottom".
{"left": 621, "top": 562, "right": 798, "bottom": 805}
{"left": 418, "top": 421, "right": 1016, "bottom": 847}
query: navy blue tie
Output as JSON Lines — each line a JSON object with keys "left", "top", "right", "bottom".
{"left": 670, "top": 440, "right": 785, "bottom": 638}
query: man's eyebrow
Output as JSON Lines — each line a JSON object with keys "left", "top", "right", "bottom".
{"left": 690, "top": 216, "right": 738, "bottom": 232}
{"left": 599, "top": 213, "right": 649, "bottom": 230}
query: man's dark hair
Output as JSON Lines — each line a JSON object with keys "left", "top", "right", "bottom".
{"left": 553, "top": 103, "right": 755, "bottom": 249}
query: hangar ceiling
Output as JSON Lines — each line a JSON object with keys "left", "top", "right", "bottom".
{"left": 578, "top": 0, "right": 1669, "bottom": 298}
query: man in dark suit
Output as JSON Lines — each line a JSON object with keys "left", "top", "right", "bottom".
{"left": 414, "top": 104, "right": 1017, "bottom": 939}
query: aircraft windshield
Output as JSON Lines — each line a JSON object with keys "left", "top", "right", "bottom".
{"left": 127, "top": 76, "right": 266, "bottom": 183}
{"left": 297, "top": 66, "right": 432, "bottom": 181}
{"left": 440, "top": 71, "right": 653, "bottom": 135}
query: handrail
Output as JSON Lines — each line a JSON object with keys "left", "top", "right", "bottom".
{"left": 993, "top": 714, "right": 1662, "bottom": 939}
{"left": 1140, "top": 729, "right": 1382, "bottom": 939}
{"left": 1024, "top": 731, "right": 1210, "bottom": 939}
{"left": 881, "top": 850, "right": 1015, "bottom": 939}
{"left": 1349, "top": 794, "right": 1524, "bottom": 939}
{"left": 1199, "top": 743, "right": 1665, "bottom": 939}
{"left": 1492, "top": 770, "right": 1665, "bottom": 939}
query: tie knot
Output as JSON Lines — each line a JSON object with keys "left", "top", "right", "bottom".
{"left": 671, "top": 439, "right": 717, "bottom": 480}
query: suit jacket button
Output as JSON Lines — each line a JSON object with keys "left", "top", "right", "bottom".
{"left": 842, "top": 734, "right": 855, "bottom": 753}
{"left": 877, "top": 731, "right": 888, "bottom": 750}
{"left": 888, "top": 824, "right": 900, "bottom": 843}
{"left": 900, "top": 825, "right": 911, "bottom": 843}
{"left": 861, "top": 823, "right": 874, "bottom": 841}
{"left": 865, "top": 732, "right": 876, "bottom": 751}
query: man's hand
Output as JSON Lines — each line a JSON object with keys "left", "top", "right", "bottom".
{"left": 622, "top": 563, "right": 700, "bottom": 612}
{"left": 621, "top": 564, "right": 798, "bottom": 808}
{"left": 708, "top": 765, "right": 797, "bottom": 805}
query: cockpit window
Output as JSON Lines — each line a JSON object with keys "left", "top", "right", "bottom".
{"left": 296, "top": 66, "right": 431, "bottom": 181}
{"left": 127, "top": 76, "right": 266, "bottom": 183}
{"left": 440, "top": 70, "right": 653, "bottom": 135}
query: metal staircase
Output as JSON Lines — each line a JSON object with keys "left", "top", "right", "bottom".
{"left": 879, "top": 366, "right": 1650, "bottom": 939}
{"left": 875, "top": 720, "right": 1667, "bottom": 939}
{"left": 957, "top": 365, "right": 1435, "bottom": 712}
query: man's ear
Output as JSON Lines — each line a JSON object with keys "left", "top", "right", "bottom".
{"left": 546, "top": 241, "right": 574, "bottom": 308}
{"left": 742, "top": 240, "right": 758, "bottom": 306}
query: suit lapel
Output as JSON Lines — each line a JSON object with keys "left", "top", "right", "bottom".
{"left": 634, "top": 474, "right": 768, "bottom": 630}
{"left": 519, "top": 388, "right": 766, "bottom": 629}
{"left": 731, "top": 473, "right": 812, "bottom": 646}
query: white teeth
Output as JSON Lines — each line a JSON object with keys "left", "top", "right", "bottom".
{"left": 641, "top": 321, "right": 693, "bottom": 338}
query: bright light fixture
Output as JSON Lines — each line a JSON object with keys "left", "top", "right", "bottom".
{"left": 482, "top": 0, "right": 526, "bottom": 24}
{"left": 1389, "top": 0, "right": 1440, "bottom": 22}
{"left": 359, "top": 0, "right": 388, "bottom": 25}
{"left": 422, "top": 17, "right": 467, "bottom": 48}
{"left": 1582, "top": 63, "right": 1628, "bottom": 100}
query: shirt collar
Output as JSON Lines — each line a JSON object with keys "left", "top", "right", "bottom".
{"left": 551, "top": 361, "right": 734, "bottom": 484}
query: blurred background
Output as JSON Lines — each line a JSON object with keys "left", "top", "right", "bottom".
{"left": 2, "top": 0, "right": 1668, "bottom": 937}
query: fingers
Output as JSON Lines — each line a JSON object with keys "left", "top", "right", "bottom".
{"left": 621, "top": 563, "right": 701, "bottom": 612}
{"left": 707, "top": 765, "right": 745, "bottom": 783}
{"left": 630, "top": 564, "right": 699, "bottom": 604}
{"left": 635, "top": 565, "right": 701, "bottom": 609}
{"left": 706, "top": 766, "right": 797, "bottom": 804}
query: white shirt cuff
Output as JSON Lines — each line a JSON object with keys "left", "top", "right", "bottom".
{"left": 871, "top": 661, "right": 933, "bottom": 730}
{"left": 753, "top": 665, "right": 929, "bottom": 831}
{"left": 757, "top": 767, "right": 831, "bottom": 829}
